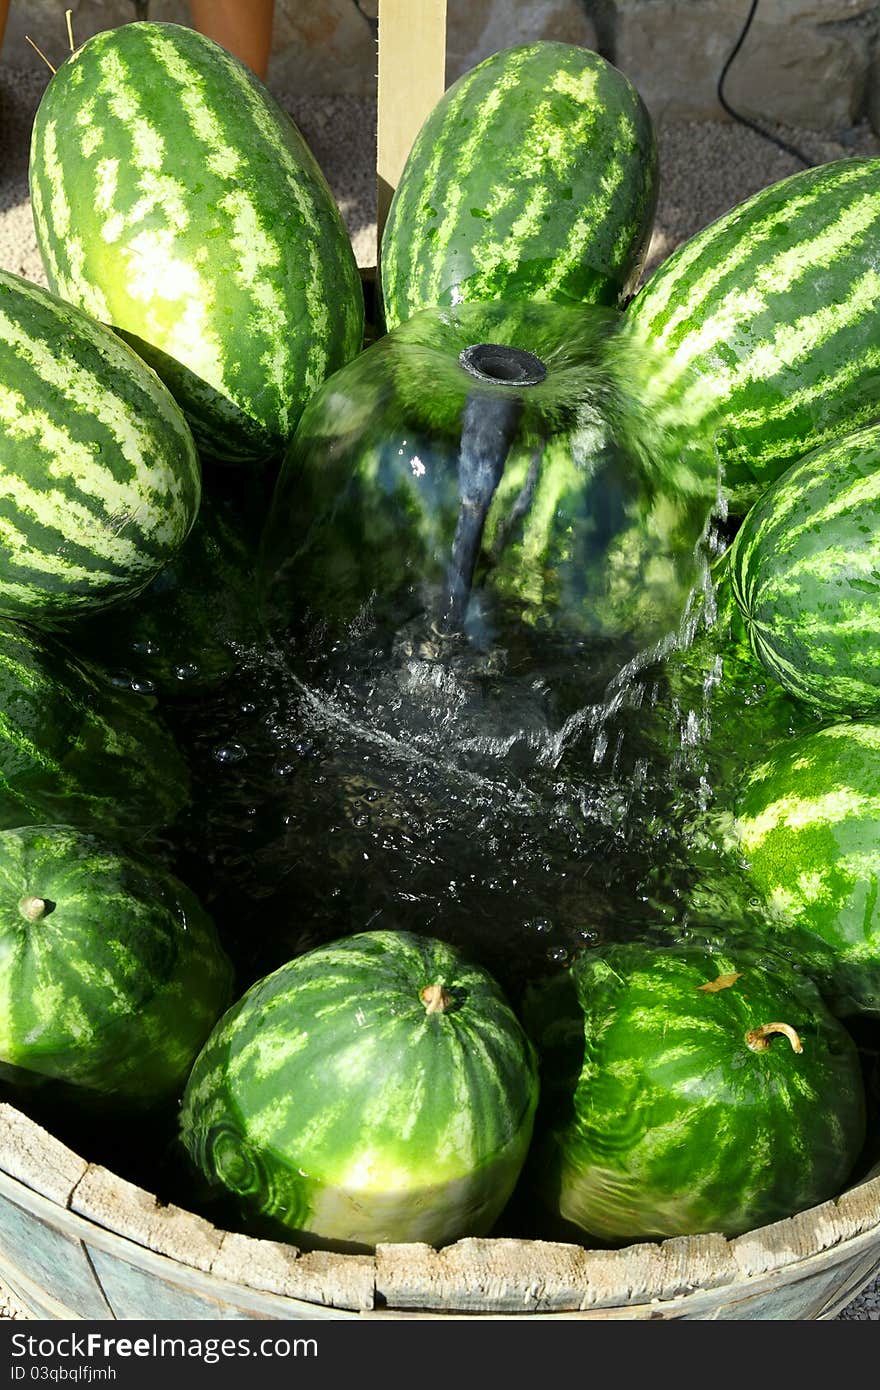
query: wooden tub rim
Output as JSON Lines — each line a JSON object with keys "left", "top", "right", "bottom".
{"left": 2, "top": 1101, "right": 880, "bottom": 1319}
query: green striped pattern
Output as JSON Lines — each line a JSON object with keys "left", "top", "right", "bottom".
{"left": 0, "top": 617, "right": 190, "bottom": 836}
{"left": 180, "top": 929, "right": 539, "bottom": 1251}
{"left": 0, "top": 824, "right": 233, "bottom": 1103}
{"left": 0, "top": 268, "right": 199, "bottom": 626}
{"left": 70, "top": 490, "right": 259, "bottom": 694}
{"left": 734, "top": 721, "right": 880, "bottom": 1016}
{"left": 529, "top": 942, "right": 865, "bottom": 1241}
{"left": 730, "top": 425, "right": 880, "bottom": 717}
{"left": 380, "top": 42, "right": 657, "bottom": 331}
{"left": 29, "top": 21, "right": 364, "bottom": 462}
{"left": 624, "top": 158, "right": 880, "bottom": 509}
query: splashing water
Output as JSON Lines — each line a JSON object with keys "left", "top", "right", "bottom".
{"left": 161, "top": 303, "right": 779, "bottom": 1004}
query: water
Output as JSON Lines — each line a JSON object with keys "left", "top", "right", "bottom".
{"left": 14, "top": 298, "right": 875, "bottom": 1217}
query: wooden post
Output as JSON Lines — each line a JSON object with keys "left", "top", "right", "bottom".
{"left": 376, "top": 0, "right": 447, "bottom": 256}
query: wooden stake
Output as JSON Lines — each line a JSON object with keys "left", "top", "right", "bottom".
{"left": 376, "top": 0, "right": 447, "bottom": 255}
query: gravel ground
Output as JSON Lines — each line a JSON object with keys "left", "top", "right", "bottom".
{"left": 0, "top": 61, "right": 879, "bottom": 1322}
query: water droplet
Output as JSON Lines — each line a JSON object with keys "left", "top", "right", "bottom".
{"left": 213, "top": 742, "right": 247, "bottom": 764}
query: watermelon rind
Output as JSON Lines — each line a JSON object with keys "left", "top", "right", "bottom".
{"left": 29, "top": 21, "right": 364, "bottom": 461}
{"left": 624, "top": 157, "right": 880, "bottom": 509}
{"left": 0, "top": 267, "right": 200, "bottom": 626}
{"left": 179, "top": 929, "right": 539, "bottom": 1251}
{"left": 729, "top": 424, "right": 880, "bottom": 718}
{"left": 380, "top": 41, "right": 658, "bottom": 331}
{"left": 0, "top": 823, "right": 234, "bottom": 1104}
{"left": 526, "top": 941, "right": 866, "bottom": 1242}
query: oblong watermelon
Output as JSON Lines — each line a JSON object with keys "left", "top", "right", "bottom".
{"left": 729, "top": 424, "right": 880, "bottom": 717}
{"left": 179, "top": 929, "right": 539, "bottom": 1252}
{"left": 623, "top": 158, "right": 880, "bottom": 509}
{"left": 733, "top": 721, "right": 880, "bottom": 1016}
{"left": 0, "top": 268, "right": 199, "bottom": 627}
{"left": 29, "top": 21, "right": 364, "bottom": 462}
{"left": 380, "top": 41, "right": 658, "bottom": 331}
{"left": 0, "top": 824, "right": 234, "bottom": 1104}
{"left": 0, "top": 616, "right": 190, "bottom": 836}
{"left": 525, "top": 941, "right": 865, "bottom": 1242}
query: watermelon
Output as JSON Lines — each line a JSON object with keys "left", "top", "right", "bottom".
{"left": 69, "top": 489, "right": 261, "bottom": 696}
{"left": 380, "top": 41, "right": 658, "bottom": 332}
{"left": 662, "top": 553, "right": 820, "bottom": 796}
{"left": 0, "top": 823, "right": 233, "bottom": 1104}
{"left": 732, "top": 721, "right": 880, "bottom": 1017}
{"left": 179, "top": 929, "right": 539, "bottom": 1252}
{"left": 29, "top": 21, "right": 364, "bottom": 462}
{"left": 623, "top": 158, "right": 880, "bottom": 510}
{"left": 0, "top": 268, "right": 199, "bottom": 627}
{"left": 525, "top": 941, "right": 865, "bottom": 1242}
{"left": 729, "top": 424, "right": 880, "bottom": 718}
{"left": 259, "top": 298, "right": 714, "bottom": 657}
{"left": 0, "top": 616, "right": 190, "bottom": 836}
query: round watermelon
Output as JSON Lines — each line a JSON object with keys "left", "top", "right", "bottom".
{"left": 380, "top": 41, "right": 658, "bottom": 330}
{"left": 525, "top": 941, "right": 865, "bottom": 1242}
{"left": 179, "top": 929, "right": 539, "bottom": 1251}
{"left": 29, "top": 21, "right": 364, "bottom": 462}
{"left": 259, "top": 298, "right": 713, "bottom": 657}
{"left": 0, "top": 824, "right": 234, "bottom": 1104}
{"left": 729, "top": 424, "right": 880, "bottom": 718}
{"left": 733, "top": 721, "right": 880, "bottom": 1017}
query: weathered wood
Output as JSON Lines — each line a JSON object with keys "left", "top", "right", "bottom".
{"left": 376, "top": 0, "right": 447, "bottom": 243}
{"left": 0, "top": 1103, "right": 87, "bottom": 1205}
{"left": 212, "top": 1232, "right": 374, "bottom": 1312}
{"left": 0, "top": 1174, "right": 113, "bottom": 1320}
{"left": 71, "top": 1165, "right": 224, "bottom": 1274}
{"left": 375, "top": 1234, "right": 740, "bottom": 1314}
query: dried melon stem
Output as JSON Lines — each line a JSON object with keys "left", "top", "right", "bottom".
{"left": 420, "top": 983, "right": 452, "bottom": 1015}
{"left": 18, "top": 896, "right": 47, "bottom": 923}
{"left": 745, "top": 1022, "right": 803, "bottom": 1054}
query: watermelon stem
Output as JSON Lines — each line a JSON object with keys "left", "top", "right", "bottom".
{"left": 18, "top": 895, "right": 49, "bottom": 923}
{"left": 24, "top": 36, "right": 57, "bottom": 73}
{"left": 420, "top": 983, "right": 452, "bottom": 1014}
{"left": 745, "top": 1022, "right": 803, "bottom": 1054}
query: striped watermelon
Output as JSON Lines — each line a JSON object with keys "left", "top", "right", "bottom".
{"left": 260, "top": 298, "right": 713, "bottom": 654}
{"left": 0, "top": 824, "right": 233, "bottom": 1104}
{"left": 0, "top": 268, "right": 199, "bottom": 627}
{"left": 29, "top": 21, "right": 364, "bottom": 462}
{"left": 663, "top": 554, "right": 820, "bottom": 795}
{"left": 379, "top": 41, "right": 658, "bottom": 331}
{"left": 69, "top": 489, "right": 259, "bottom": 695}
{"left": 0, "top": 617, "right": 189, "bottom": 836}
{"left": 179, "top": 929, "right": 539, "bottom": 1251}
{"left": 733, "top": 721, "right": 880, "bottom": 1017}
{"left": 525, "top": 942, "right": 865, "bottom": 1241}
{"left": 729, "top": 424, "right": 880, "bottom": 717}
{"left": 623, "top": 158, "right": 880, "bottom": 509}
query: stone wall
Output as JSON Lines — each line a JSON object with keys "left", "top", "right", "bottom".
{"left": 5, "top": 0, "right": 880, "bottom": 132}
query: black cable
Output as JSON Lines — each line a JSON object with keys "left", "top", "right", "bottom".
{"left": 717, "top": 0, "right": 814, "bottom": 167}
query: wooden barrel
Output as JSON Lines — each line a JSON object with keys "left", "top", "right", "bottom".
{"left": 1, "top": 1102, "right": 879, "bottom": 1320}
